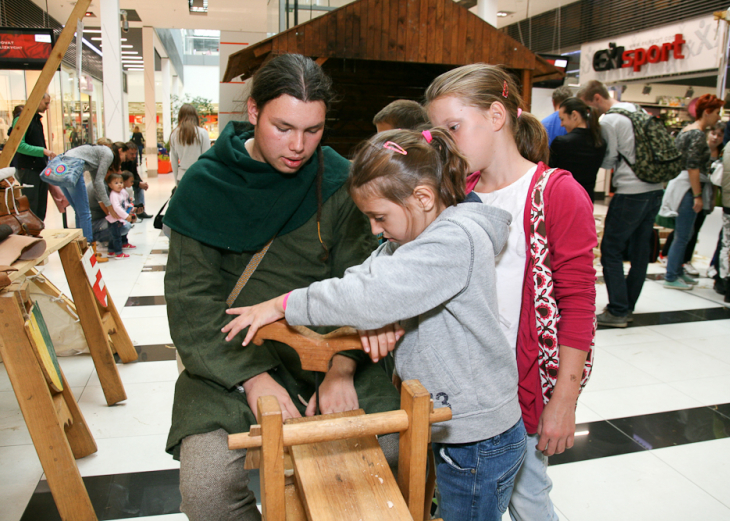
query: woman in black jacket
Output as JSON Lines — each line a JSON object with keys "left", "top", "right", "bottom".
{"left": 549, "top": 97, "right": 607, "bottom": 201}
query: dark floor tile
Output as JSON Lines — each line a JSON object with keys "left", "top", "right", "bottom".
{"left": 608, "top": 406, "right": 730, "bottom": 451}
{"left": 125, "top": 295, "right": 167, "bottom": 307}
{"left": 114, "top": 344, "right": 176, "bottom": 363}
{"left": 549, "top": 420, "right": 647, "bottom": 466}
{"left": 150, "top": 249, "right": 169, "bottom": 255}
{"left": 597, "top": 307, "right": 728, "bottom": 330}
{"left": 141, "top": 265, "right": 166, "bottom": 272}
{"left": 22, "top": 470, "right": 182, "bottom": 521}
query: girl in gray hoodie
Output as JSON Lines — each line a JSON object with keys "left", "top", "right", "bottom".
{"left": 223, "top": 128, "right": 526, "bottom": 521}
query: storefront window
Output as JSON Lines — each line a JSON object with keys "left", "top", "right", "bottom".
{"left": 0, "top": 70, "right": 27, "bottom": 146}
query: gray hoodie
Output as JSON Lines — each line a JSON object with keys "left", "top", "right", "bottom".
{"left": 286, "top": 202, "right": 521, "bottom": 444}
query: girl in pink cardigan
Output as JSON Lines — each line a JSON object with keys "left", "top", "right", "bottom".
{"left": 426, "top": 64, "right": 596, "bottom": 521}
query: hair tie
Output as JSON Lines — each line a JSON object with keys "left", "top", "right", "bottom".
{"left": 502, "top": 81, "right": 509, "bottom": 98}
{"left": 422, "top": 130, "right": 433, "bottom": 143}
{"left": 517, "top": 108, "right": 522, "bottom": 118}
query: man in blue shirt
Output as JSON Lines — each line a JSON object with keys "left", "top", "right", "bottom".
{"left": 541, "top": 86, "right": 573, "bottom": 146}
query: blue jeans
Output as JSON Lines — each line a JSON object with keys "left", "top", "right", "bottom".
{"left": 601, "top": 191, "right": 663, "bottom": 316}
{"left": 133, "top": 186, "right": 145, "bottom": 207}
{"left": 60, "top": 175, "right": 93, "bottom": 242}
{"left": 108, "top": 221, "right": 123, "bottom": 254}
{"left": 508, "top": 434, "right": 558, "bottom": 521}
{"left": 434, "top": 419, "right": 527, "bottom": 521}
{"left": 665, "top": 190, "right": 698, "bottom": 282}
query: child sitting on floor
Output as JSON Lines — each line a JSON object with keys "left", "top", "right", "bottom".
{"left": 105, "top": 172, "right": 133, "bottom": 259}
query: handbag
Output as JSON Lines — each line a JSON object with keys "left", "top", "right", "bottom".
{"left": 0, "top": 171, "right": 44, "bottom": 237}
{"left": 153, "top": 197, "right": 169, "bottom": 230}
{"left": 40, "top": 154, "right": 86, "bottom": 188}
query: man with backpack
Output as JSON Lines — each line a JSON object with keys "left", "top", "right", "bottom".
{"left": 579, "top": 80, "right": 676, "bottom": 327}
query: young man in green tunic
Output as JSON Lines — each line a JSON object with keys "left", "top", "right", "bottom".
{"left": 163, "top": 54, "right": 401, "bottom": 520}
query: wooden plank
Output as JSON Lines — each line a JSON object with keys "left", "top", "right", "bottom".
{"left": 397, "top": 0, "right": 408, "bottom": 61}
{"left": 290, "top": 411, "right": 411, "bottom": 521}
{"left": 0, "top": 0, "right": 91, "bottom": 169}
{"left": 296, "top": 25, "right": 306, "bottom": 55}
{"left": 388, "top": 0, "right": 398, "bottom": 60}
{"left": 489, "top": 26, "right": 500, "bottom": 65}
{"left": 473, "top": 15, "right": 483, "bottom": 63}
{"left": 442, "top": 0, "right": 452, "bottom": 64}
{"left": 405, "top": 0, "right": 420, "bottom": 62}
{"left": 450, "top": 3, "right": 460, "bottom": 64}
{"left": 522, "top": 69, "right": 533, "bottom": 112}
{"left": 285, "top": 480, "right": 308, "bottom": 521}
{"left": 259, "top": 395, "right": 286, "bottom": 521}
{"left": 9, "top": 229, "right": 81, "bottom": 283}
{"left": 101, "top": 290, "right": 137, "bottom": 363}
{"left": 58, "top": 240, "right": 127, "bottom": 406}
{"left": 481, "top": 24, "right": 491, "bottom": 64}
{"left": 433, "top": 0, "right": 444, "bottom": 63}
{"left": 397, "top": 380, "right": 431, "bottom": 521}
{"left": 343, "top": 4, "right": 353, "bottom": 58}
{"left": 418, "top": 0, "right": 429, "bottom": 62}
{"left": 352, "top": 1, "right": 362, "bottom": 59}
{"left": 59, "top": 366, "right": 97, "bottom": 459}
{"left": 0, "top": 292, "right": 97, "bottom": 520}
{"left": 465, "top": 13, "right": 476, "bottom": 64}
{"left": 336, "top": 6, "right": 347, "bottom": 55}
{"left": 456, "top": 7, "right": 467, "bottom": 65}
{"left": 360, "top": 0, "right": 369, "bottom": 59}
{"left": 380, "top": 0, "right": 390, "bottom": 61}
{"left": 287, "top": 28, "right": 298, "bottom": 54}
{"left": 374, "top": 0, "right": 384, "bottom": 59}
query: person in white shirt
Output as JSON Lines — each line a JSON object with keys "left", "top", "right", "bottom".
{"left": 170, "top": 104, "right": 211, "bottom": 185}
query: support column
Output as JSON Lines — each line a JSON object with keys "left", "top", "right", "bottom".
{"left": 142, "top": 26, "right": 158, "bottom": 176}
{"left": 100, "top": 0, "right": 125, "bottom": 141}
{"left": 161, "top": 58, "right": 172, "bottom": 143}
{"left": 476, "top": 0, "right": 498, "bottom": 28}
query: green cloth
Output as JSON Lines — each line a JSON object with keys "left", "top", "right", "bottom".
{"left": 165, "top": 180, "right": 400, "bottom": 459}
{"left": 164, "top": 120, "right": 351, "bottom": 252}
{"left": 12, "top": 116, "right": 45, "bottom": 157}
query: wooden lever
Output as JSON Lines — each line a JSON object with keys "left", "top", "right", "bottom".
{"left": 229, "top": 406, "right": 452, "bottom": 450}
{"left": 251, "top": 320, "right": 364, "bottom": 372}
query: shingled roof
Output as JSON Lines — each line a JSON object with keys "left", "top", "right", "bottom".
{"left": 222, "top": 0, "right": 562, "bottom": 82}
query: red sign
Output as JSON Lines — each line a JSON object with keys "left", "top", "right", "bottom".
{"left": 622, "top": 34, "right": 685, "bottom": 72}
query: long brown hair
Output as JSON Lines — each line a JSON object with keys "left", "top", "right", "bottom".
{"left": 559, "top": 97, "right": 604, "bottom": 148}
{"left": 424, "top": 64, "right": 549, "bottom": 165}
{"left": 348, "top": 128, "right": 467, "bottom": 210}
{"left": 173, "top": 104, "right": 201, "bottom": 146}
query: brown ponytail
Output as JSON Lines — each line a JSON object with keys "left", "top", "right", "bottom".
{"left": 348, "top": 128, "right": 467, "bottom": 208}
{"left": 559, "top": 97, "right": 604, "bottom": 149}
{"left": 424, "top": 63, "right": 549, "bottom": 164}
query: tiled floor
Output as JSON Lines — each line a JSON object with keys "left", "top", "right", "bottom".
{"left": 1, "top": 170, "right": 729, "bottom": 520}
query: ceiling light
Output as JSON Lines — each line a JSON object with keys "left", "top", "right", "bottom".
{"left": 121, "top": 38, "right": 127, "bottom": 42}
{"left": 121, "top": 45, "right": 133, "bottom": 48}
{"left": 91, "top": 37, "right": 102, "bottom": 41}
{"left": 81, "top": 29, "right": 102, "bottom": 33}
{"left": 122, "top": 51, "right": 138, "bottom": 54}
{"left": 84, "top": 12, "right": 96, "bottom": 17}
{"left": 497, "top": 11, "right": 513, "bottom": 17}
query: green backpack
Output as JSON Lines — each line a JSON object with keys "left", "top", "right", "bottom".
{"left": 606, "top": 104, "right": 682, "bottom": 184}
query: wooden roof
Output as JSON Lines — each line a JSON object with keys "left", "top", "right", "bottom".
{"left": 222, "top": 0, "right": 562, "bottom": 82}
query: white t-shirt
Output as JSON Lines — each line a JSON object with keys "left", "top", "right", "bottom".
{"left": 475, "top": 165, "right": 536, "bottom": 350}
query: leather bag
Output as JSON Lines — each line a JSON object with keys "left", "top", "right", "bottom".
{"left": 0, "top": 172, "right": 45, "bottom": 237}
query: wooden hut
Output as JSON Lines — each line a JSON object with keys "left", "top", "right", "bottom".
{"left": 223, "top": 0, "right": 563, "bottom": 155}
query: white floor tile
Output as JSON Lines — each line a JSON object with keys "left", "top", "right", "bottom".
{"left": 578, "top": 383, "right": 704, "bottom": 420}
{"left": 600, "top": 339, "right": 730, "bottom": 384}
{"left": 76, "top": 434, "right": 179, "bottom": 477}
{"left": 575, "top": 400, "right": 603, "bottom": 424}
{"left": 669, "top": 375, "right": 730, "bottom": 406}
{"left": 123, "top": 316, "right": 173, "bottom": 345}
{"left": 584, "top": 350, "right": 661, "bottom": 392}
{"left": 89, "top": 360, "right": 179, "bottom": 386}
{"left": 0, "top": 445, "right": 43, "bottom": 521}
{"left": 78, "top": 380, "right": 176, "bottom": 439}
{"left": 652, "top": 438, "right": 730, "bottom": 509}
{"left": 593, "top": 325, "right": 667, "bottom": 348}
{"left": 549, "top": 451, "right": 730, "bottom": 521}
{"left": 0, "top": 391, "right": 32, "bottom": 446}
{"left": 121, "top": 305, "right": 169, "bottom": 319}
{"left": 129, "top": 272, "right": 166, "bottom": 297}
{"left": 647, "top": 319, "right": 730, "bottom": 340}
{"left": 678, "top": 334, "right": 730, "bottom": 365}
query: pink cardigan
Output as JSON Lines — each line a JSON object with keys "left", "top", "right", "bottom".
{"left": 517, "top": 163, "right": 596, "bottom": 433}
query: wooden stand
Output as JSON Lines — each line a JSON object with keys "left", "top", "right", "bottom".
{"left": 229, "top": 321, "right": 451, "bottom": 521}
{"left": 0, "top": 290, "right": 97, "bottom": 521}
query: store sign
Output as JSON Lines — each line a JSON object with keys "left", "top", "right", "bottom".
{"left": 0, "top": 28, "right": 54, "bottom": 70}
{"left": 593, "top": 35, "right": 686, "bottom": 73}
{"left": 581, "top": 17, "right": 721, "bottom": 83}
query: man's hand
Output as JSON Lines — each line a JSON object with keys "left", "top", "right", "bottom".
{"left": 140, "top": 181, "right": 149, "bottom": 190}
{"left": 305, "top": 355, "right": 358, "bottom": 416}
{"left": 242, "top": 372, "right": 301, "bottom": 422}
{"left": 358, "top": 323, "right": 404, "bottom": 363}
{"left": 222, "top": 294, "right": 287, "bottom": 346}
{"left": 692, "top": 196, "right": 703, "bottom": 213}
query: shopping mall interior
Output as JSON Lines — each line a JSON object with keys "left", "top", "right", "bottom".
{"left": 1, "top": 0, "right": 730, "bottom": 520}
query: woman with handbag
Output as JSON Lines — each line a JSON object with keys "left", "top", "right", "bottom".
{"left": 426, "top": 64, "right": 596, "bottom": 521}
{"left": 169, "top": 104, "right": 211, "bottom": 185}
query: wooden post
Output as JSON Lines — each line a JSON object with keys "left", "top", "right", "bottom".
{"left": 0, "top": 292, "right": 97, "bottom": 521}
{"left": 259, "top": 395, "right": 286, "bottom": 521}
{"left": 0, "top": 0, "right": 92, "bottom": 168}
{"left": 397, "top": 380, "right": 431, "bottom": 521}
{"left": 522, "top": 69, "right": 533, "bottom": 112}
{"left": 58, "top": 240, "right": 128, "bottom": 405}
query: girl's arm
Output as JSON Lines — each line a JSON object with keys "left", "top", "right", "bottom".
{"left": 94, "top": 148, "right": 113, "bottom": 208}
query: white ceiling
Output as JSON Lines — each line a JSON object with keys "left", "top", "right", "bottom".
{"left": 33, "top": 0, "right": 576, "bottom": 32}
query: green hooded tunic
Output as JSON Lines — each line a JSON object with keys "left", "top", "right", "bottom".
{"left": 164, "top": 122, "right": 400, "bottom": 458}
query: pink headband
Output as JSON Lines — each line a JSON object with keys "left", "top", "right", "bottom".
{"left": 422, "top": 130, "right": 432, "bottom": 143}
